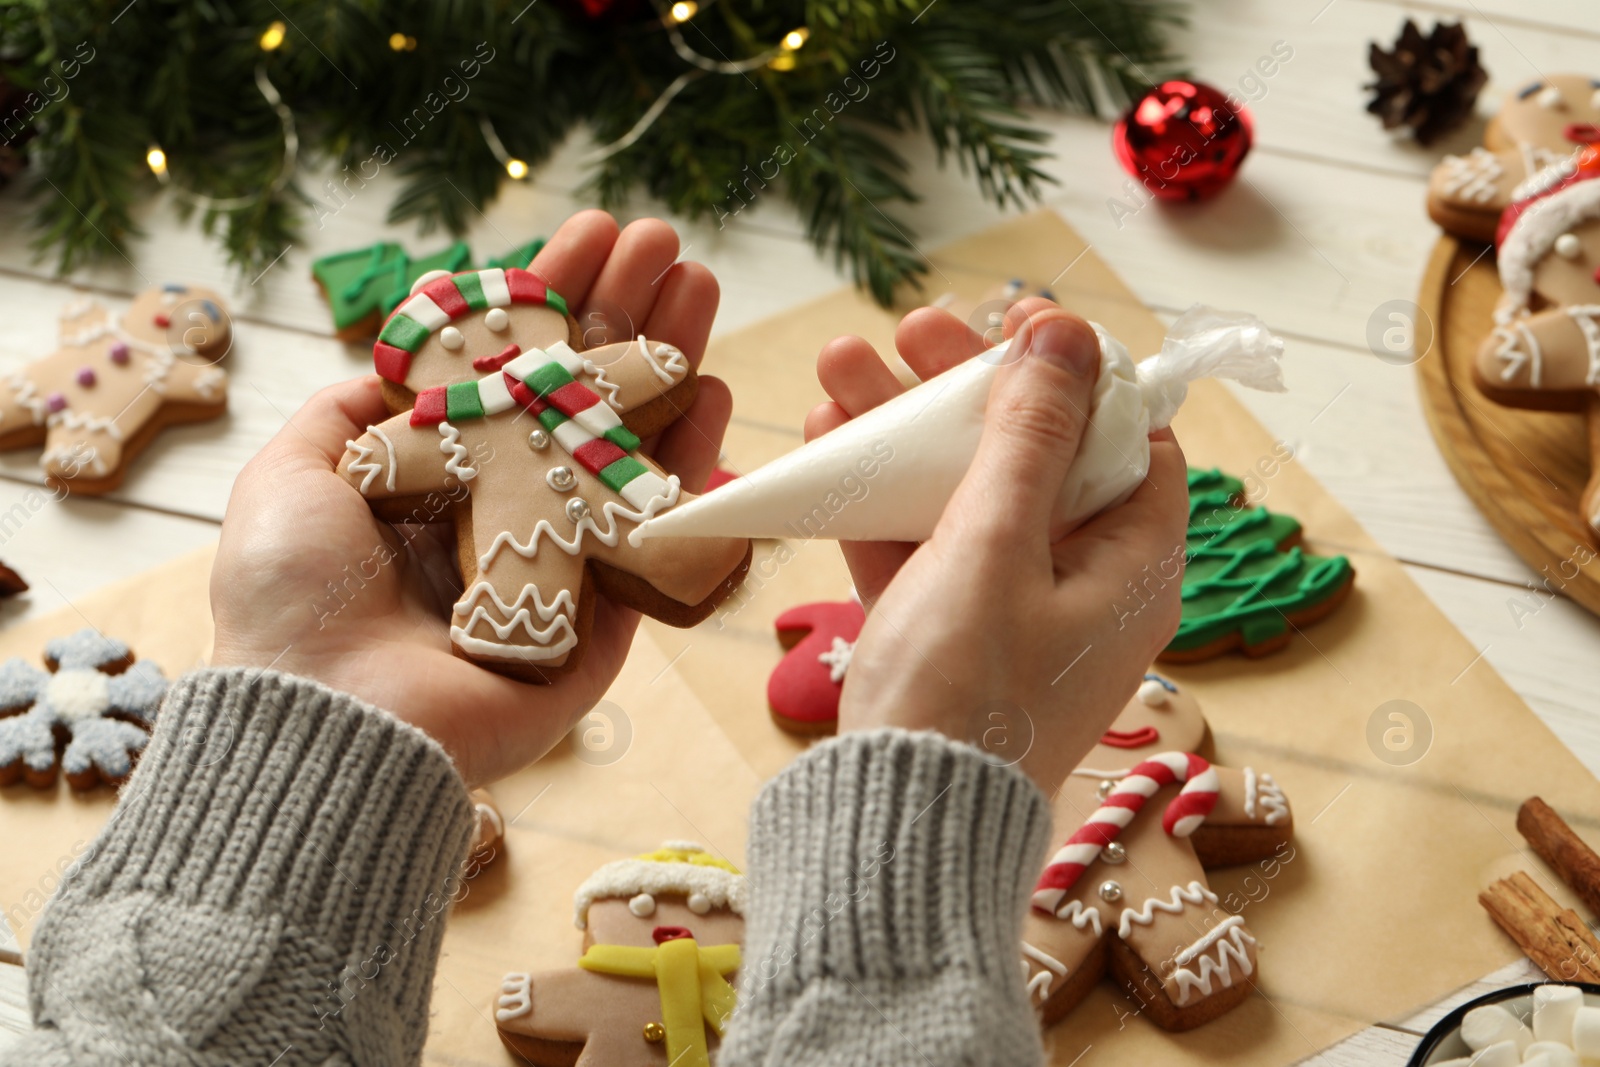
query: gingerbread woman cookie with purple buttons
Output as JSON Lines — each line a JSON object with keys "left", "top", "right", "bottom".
{"left": 0, "top": 284, "right": 230, "bottom": 493}
{"left": 1021, "top": 673, "right": 1294, "bottom": 1031}
{"left": 1428, "top": 74, "right": 1600, "bottom": 243}
{"left": 336, "top": 266, "right": 751, "bottom": 681}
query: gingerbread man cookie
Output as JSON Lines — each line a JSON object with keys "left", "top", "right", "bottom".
{"left": 336, "top": 267, "right": 751, "bottom": 680}
{"left": 0, "top": 629, "right": 168, "bottom": 790}
{"left": 1021, "top": 673, "right": 1293, "bottom": 1031}
{"left": 493, "top": 842, "right": 743, "bottom": 1066}
{"left": 0, "top": 284, "right": 230, "bottom": 493}
{"left": 1428, "top": 75, "right": 1600, "bottom": 243}
{"left": 767, "top": 597, "right": 865, "bottom": 735}
{"left": 1470, "top": 150, "right": 1600, "bottom": 534}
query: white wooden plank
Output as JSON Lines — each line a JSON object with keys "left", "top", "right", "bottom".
{"left": 0, "top": 485, "right": 217, "bottom": 629}
{"left": 1295, "top": 1024, "right": 1418, "bottom": 1066}
{"left": 1396, "top": 956, "right": 1544, "bottom": 1035}
{"left": 0, "top": 911, "right": 25, "bottom": 1050}
{"left": 1164, "top": 0, "right": 1600, "bottom": 183}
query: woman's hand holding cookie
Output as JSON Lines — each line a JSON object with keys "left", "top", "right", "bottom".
{"left": 809, "top": 300, "right": 1188, "bottom": 794}
{"left": 210, "top": 211, "right": 732, "bottom": 787}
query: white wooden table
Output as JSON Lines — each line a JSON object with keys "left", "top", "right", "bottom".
{"left": 0, "top": 1, "right": 1596, "bottom": 1060}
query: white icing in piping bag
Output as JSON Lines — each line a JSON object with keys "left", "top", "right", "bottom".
{"left": 634, "top": 305, "right": 1285, "bottom": 543}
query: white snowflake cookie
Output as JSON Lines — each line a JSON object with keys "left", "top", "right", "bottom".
{"left": 0, "top": 628, "right": 167, "bottom": 790}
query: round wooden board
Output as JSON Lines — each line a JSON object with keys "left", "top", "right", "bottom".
{"left": 1415, "top": 234, "right": 1600, "bottom": 613}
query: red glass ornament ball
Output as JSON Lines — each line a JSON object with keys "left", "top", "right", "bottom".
{"left": 1111, "top": 80, "right": 1253, "bottom": 201}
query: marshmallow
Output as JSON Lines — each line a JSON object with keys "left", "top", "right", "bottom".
{"left": 1536, "top": 986, "right": 1585, "bottom": 1045}
{"left": 1570, "top": 1006, "right": 1600, "bottom": 1057}
{"left": 1521, "top": 1041, "right": 1579, "bottom": 1067}
{"left": 1468, "top": 1040, "right": 1523, "bottom": 1067}
{"left": 1463, "top": 1005, "right": 1534, "bottom": 1053}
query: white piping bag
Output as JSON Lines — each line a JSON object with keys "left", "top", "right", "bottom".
{"left": 633, "top": 306, "right": 1285, "bottom": 543}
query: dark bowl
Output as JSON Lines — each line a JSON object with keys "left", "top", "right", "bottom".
{"left": 1406, "top": 981, "right": 1600, "bottom": 1065}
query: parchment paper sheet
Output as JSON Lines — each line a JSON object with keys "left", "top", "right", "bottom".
{"left": 0, "top": 211, "right": 1596, "bottom": 1066}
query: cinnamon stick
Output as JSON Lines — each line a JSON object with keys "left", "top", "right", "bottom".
{"left": 1518, "top": 797, "right": 1600, "bottom": 917}
{"left": 1479, "top": 871, "right": 1600, "bottom": 983}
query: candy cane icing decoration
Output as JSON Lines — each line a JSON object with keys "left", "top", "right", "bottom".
{"left": 1032, "top": 752, "right": 1220, "bottom": 915}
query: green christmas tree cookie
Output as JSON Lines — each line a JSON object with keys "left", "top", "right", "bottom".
{"left": 312, "top": 238, "right": 545, "bottom": 341}
{"left": 1161, "top": 468, "right": 1355, "bottom": 663}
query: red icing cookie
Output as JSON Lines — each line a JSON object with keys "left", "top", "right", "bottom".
{"left": 767, "top": 599, "right": 864, "bottom": 735}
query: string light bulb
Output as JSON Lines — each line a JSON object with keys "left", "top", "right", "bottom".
{"left": 145, "top": 146, "right": 168, "bottom": 177}
{"left": 768, "top": 53, "right": 796, "bottom": 71}
{"left": 259, "top": 21, "right": 286, "bottom": 51}
{"left": 781, "top": 27, "right": 809, "bottom": 50}
{"left": 505, "top": 158, "right": 529, "bottom": 180}
{"left": 669, "top": 1, "right": 698, "bottom": 22}
{"left": 388, "top": 32, "right": 417, "bottom": 51}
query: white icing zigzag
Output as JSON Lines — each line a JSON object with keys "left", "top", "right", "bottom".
{"left": 451, "top": 582, "right": 579, "bottom": 663}
{"left": 583, "top": 359, "right": 625, "bottom": 410}
{"left": 345, "top": 426, "right": 398, "bottom": 494}
{"left": 1053, "top": 898, "right": 1101, "bottom": 936}
{"left": 1491, "top": 324, "right": 1542, "bottom": 385}
{"left": 1021, "top": 941, "right": 1069, "bottom": 1004}
{"left": 1569, "top": 305, "right": 1600, "bottom": 387}
{"left": 637, "top": 334, "right": 688, "bottom": 384}
{"left": 479, "top": 475, "right": 682, "bottom": 568}
{"left": 495, "top": 972, "right": 532, "bottom": 1021}
{"left": 1169, "top": 916, "right": 1257, "bottom": 1006}
{"left": 1256, "top": 772, "right": 1289, "bottom": 826}
{"left": 1438, "top": 147, "right": 1502, "bottom": 204}
{"left": 437, "top": 421, "right": 478, "bottom": 482}
{"left": 1118, "top": 881, "right": 1218, "bottom": 939}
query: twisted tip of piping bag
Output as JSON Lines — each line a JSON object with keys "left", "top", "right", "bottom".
{"left": 1135, "top": 304, "right": 1286, "bottom": 429}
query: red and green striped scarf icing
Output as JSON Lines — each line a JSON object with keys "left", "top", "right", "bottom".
{"left": 372, "top": 267, "right": 568, "bottom": 384}
{"left": 410, "top": 342, "right": 662, "bottom": 504}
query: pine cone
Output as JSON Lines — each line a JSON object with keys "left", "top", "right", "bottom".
{"left": 1366, "top": 19, "right": 1487, "bottom": 146}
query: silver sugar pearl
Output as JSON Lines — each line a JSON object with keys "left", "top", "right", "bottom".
{"left": 547, "top": 466, "right": 576, "bottom": 491}
{"left": 528, "top": 428, "right": 550, "bottom": 450}
{"left": 1100, "top": 842, "right": 1127, "bottom": 865}
{"left": 1097, "top": 779, "right": 1117, "bottom": 799}
{"left": 1098, "top": 880, "right": 1123, "bottom": 903}
{"left": 565, "top": 497, "right": 592, "bottom": 523}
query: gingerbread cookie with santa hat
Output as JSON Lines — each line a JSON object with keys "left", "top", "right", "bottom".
{"left": 1428, "top": 75, "right": 1600, "bottom": 243}
{"left": 493, "top": 842, "right": 744, "bottom": 1066}
{"left": 1020, "top": 673, "right": 1293, "bottom": 1031}
{"left": 1470, "top": 147, "right": 1600, "bottom": 532}
{"left": 335, "top": 266, "right": 751, "bottom": 681}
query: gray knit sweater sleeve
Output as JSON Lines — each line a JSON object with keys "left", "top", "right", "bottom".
{"left": 1, "top": 668, "right": 474, "bottom": 1067}
{"left": 722, "top": 728, "right": 1053, "bottom": 1067}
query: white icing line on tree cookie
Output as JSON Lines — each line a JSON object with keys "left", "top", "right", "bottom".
{"left": 345, "top": 426, "right": 398, "bottom": 494}
{"left": 1169, "top": 916, "right": 1257, "bottom": 1006}
{"left": 1021, "top": 941, "right": 1069, "bottom": 1003}
{"left": 583, "top": 359, "right": 626, "bottom": 409}
{"left": 1439, "top": 147, "right": 1503, "bottom": 204}
{"left": 437, "top": 421, "right": 478, "bottom": 481}
{"left": 1117, "top": 881, "right": 1218, "bottom": 939}
{"left": 818, "top": 636, "right": 854, "bottom": 683}
{"left": 1256, "top": 772, "right": 1288, "bottom": 826}
{"left": 638, "top": 334, "right": 688, "bottom": 383}
{"left": 480, "top": 475, "right": 681, "bottom": 567}
{"left": 495, "top": 972, "right": 532, "bottom": 1021}
{"left": 1243, "top": 766, "right": 1258, "bottom": 819}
